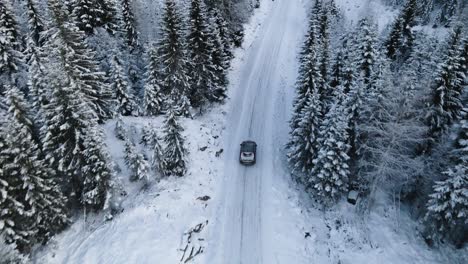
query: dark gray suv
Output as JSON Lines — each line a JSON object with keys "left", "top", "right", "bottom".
{"left": 240, "top": 141, "right": 257, "bottom": 165}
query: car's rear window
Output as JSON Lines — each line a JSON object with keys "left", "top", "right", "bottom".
{"left": 241, "top": 143, "right": 256, "bottom": 152}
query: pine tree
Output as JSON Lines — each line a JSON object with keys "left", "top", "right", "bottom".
{"left": 0, "top": 1, "right": 22, "bottom": 89}
{"left": 124, "top": 140, "right": 150, "bottom": 183}
{"left": 161, "top": 107, "right": 187, "bottom": 177}
{"left": 208, "top": 9, "right": 229, "bottom": 102}
{"left": 438, "top": 0, "right": 460, "bottom": 25}
{"left": 114, "top": 115, "right": 128, "bottom": 140}
{"left": 48, "top": 0, "right": 113, "bottom": 121}
{"left": 26, "top": 40, "right": 49, "bottom": 119}
{"left": 156, "top": 0, "right": 192, "bottom": 116}
{"left": 72, "top": 0, "right": 118, "bottom": 34}
{"left": 386, "top": 0, "right": 417, "bottom": 60}
{"left": 426, "top": 117, "right": 468, "bottom": 241}
{"left": 40, "top": 71, "right": 98, "bottom": 204}
{"left": 2, "top": 86, "right": 68, "bottom": 250}
{"left": 330, "top": 48, "right": 344, "bottom": 89}
{"left": 288, "top": 90, "right": 322, "bottom": 177}
{"left": 357, "top": 19, "right": 378, "bottom": 89}
{"left": 187, "top": 0, "right": 220, "bottom": 107}
{"left": 151, "top": 132, "right": 165, "bottom": 178}
{"left": 310, "top": 100, "right": 350, "bottom": 203}
{"left": 121, "top": 0, "right": 139, "bottom": 49}
{"left": 212, "top": 8, "right": 232, "bottom": 64}
{"left": 111, "top": 55, "right": 137, "bottom": 116}
{"left": 289, "top": 14, "right": 323, "bottom": 133}
{"left": 25, "top": 0, "right": 46, "bottom": 46}
{"left": 318, "top": 7, "right": 331, "bottom": 104}
{"left": 426, "top": 27, "right": 465, "bottom": 146}
{"left": 81, "top": 128, "right": 112, "bottom": 210}
{"left": 0, "top": 106, "right": 33, "bottom": 253}
{"left": 144, "top": 47, "right": 164, "bottom": 116}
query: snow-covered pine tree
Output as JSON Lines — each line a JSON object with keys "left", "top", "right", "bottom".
{"left": 438, "top": 0, "right": 460, "bottom": 25}
{"left": 81, "top": 128, "right": 113, "bottom": 210}
{"left": 288, "top": 90, "right": 322, "bottom": 178}
{"left": 187, "top": 0, "right": 219, "bottom": 108}
{"left": 121, "top": 0, "right": 139, "bottom": 49}
{"left": 25, "top": 0, "right": 46, "bottom": 47}
{"left": 212, "top": 8, "right": 233, "bottom": 64}
{"left": 0, "top": 104, "right": 33, "bottom": 253}
{"left": 386, "top": 0, "right": 417, "bottom": 60}
{"left": 40, "top": 72, "right": 98, "bottom": 205}
{"left": 208, "top": 9, "right": 229, "bottom": 102}
{"left": 330, "top": 48, "right": 344, "bottom": 89}
{"left": 426, "top": 27, "right": 465, "bottom": 147}
{"left": 357, "top": 18, "right": 378, "bottom": 89}
{"left": 156, "top": 0, "right": 192, "bottom": 116}
{"left": 141, "top": 124, "right": 154, "bottom": 146}
{"left": 289, "top": 11, "right": 323, "bottom": 133}
{"left": 0, "top": 1, "right": 22, "bottom": 90}
{"left": 111, "top": 55, "right": 137, "bottom": 116}
{"left": 151, "top": 131, "right": 165, "bottom": 178}
{"left": 144, "top": 47, "right": 164, "bottom": 116}
{"left": 114, "top": 115, "right": 128, "bottom": 140}
{"left": 48, "top": 0, "right": 114, "bottom": 121}
{"left": 72, "top": 0, "right": 118, "bottom": 34}
{"left": 310, "top": 98, "right": 350, "bottom": 203}
{"left": 124, "top": 140, "right": 150, "bottom": 183}
{"left": 161, "top": 107, "right": 187, "bottom": 177}
{"left": 2, "top": 86, "right": 69, "bottom": 250}
{"left": 26, "top": 40, "right": 49, "bottom": 121}
{"left": 318, "top": 6, "right": 332, "bottom": 105}
{"left": 426, "top": 117, "right": 468, "bottom": 244}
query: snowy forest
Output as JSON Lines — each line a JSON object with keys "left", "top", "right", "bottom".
{"left": 288, "top": 0, "right": 467, "bottom": 249}
{"left": 0, "top": 0, "right": 467, "bottom": 262}
{"left": 0, "top": 0, "right": 256, "bottom": 260}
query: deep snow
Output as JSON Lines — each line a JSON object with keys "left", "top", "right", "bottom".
{"left": 33, "top": 0, "right": 467, "bottom": 263}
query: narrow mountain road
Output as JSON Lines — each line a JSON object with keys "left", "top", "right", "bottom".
{"left": 208, "top": 1, "right": 307, "bottom": 263}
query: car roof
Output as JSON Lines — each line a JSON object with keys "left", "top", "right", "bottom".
{"left": 241, "top": 141, "right": 257, "bottom": 152}
{"left": 241, "top": 140, "right": 257, "bottom": 146}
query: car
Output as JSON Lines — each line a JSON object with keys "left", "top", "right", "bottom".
{"left": 239, "top": 140, "right": 257, "bottom": 165}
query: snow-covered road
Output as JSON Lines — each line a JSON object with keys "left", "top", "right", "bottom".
{"left": 208, "top": 1, "right": 308, "bottom": 263}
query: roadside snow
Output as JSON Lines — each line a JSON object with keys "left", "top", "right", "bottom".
{"left": 35, "top": 111, "right": 227, "bottom": 264}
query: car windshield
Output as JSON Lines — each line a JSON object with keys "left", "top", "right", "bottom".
{"left": 241, "top": 142, "right": 256, "bottom": 152}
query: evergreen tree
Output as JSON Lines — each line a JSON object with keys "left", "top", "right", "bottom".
{"left": 330, "top": 48, "right": 344, "bottom": 89}
{"left": 288, "top": 90, "right": 322, "bottom": 177}
{"left": 48, "top": 0, "right": 113, "bottom": 121}
{"left": 2, "top": 86, "right": 68, "bottom": 251}
{"left": 0, "top": 1, "right": 22, "bottom": 90}
{"left": 187, "top": 0, "right": 220, "bottom": 107}
{"left": 124, "top": 140, "right": 150, "bottom": 183}
{"left": 111, "top": 55, "right": 137, "bottom": 116}
{"left": 72, "top": 0, "right": 118, "bottom": 34}
{"left": 161, "top": 107, "right": 187, "bottom": 177}
{"left": 156, "top": 0, "right": 192, "bottom": 116}
{"left": 318, "top": 7, "right": 331, "bottom": 104}
{"left": 212, "top": 8, "right": 233, "bottom": 64}
{"left": 310, "top": 99, "right": 350, "bottom": 203}
{"left": 81, "top": 128, "right": 112, "bottom": 210}
{"left": 426, "top": 117, "right": 468, "bottom": 242}
{"left": 386, "top": 0, "right": 417, "bottom": 60}
{"left": 289, "top": 14, "right": 323, "bottom": 133}
{"left": 121, "top": 0, "right": 139, "bottom": 49}
{"left": 357, "top": 19, "right": 378, "bottom": 89}
{"left": 114, "top": 115, "right": 128, "bottom": 141}
{"left": 26, "top": 40, "right": 49, "bottom": 120}
{"left": 151, "top": 132, "right": 165, "bottom": 178}
{"left": 208, "top": 9, "right": 229, "bottom": 102}
{"left": 40, "top": 72, "right": 97, "bottom": 204}
{"left": 0, "top": 105, "right": 33, "bottom": 253}
{"left": 426, "top": 27, "right": 465, "bottom": 146}
{"left": 144, "top": 47, "right": 164, "bottom": 116}
{"left": 25, "top": 0, "right": 46, "bottom": 46}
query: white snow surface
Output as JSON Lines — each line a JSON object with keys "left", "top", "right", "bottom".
{"left": 34, "top": 0, "right": 468, "bottom": 263}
